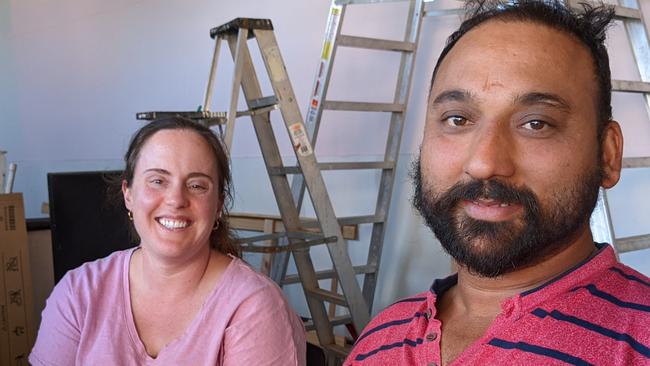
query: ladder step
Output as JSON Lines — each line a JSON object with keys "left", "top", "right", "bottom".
{"left": 283, "top": 265, "right": 376, "bottom": 285}
{"left": 623, "top": 157, "right": 650, "bottom": 168}
{"left": 566, "top": 0, "right": 642, "bottom": 20}
{"left": 318, "top": 161, "right": 395, "bottom": 170}
{"left": 616, "top": 234, "right": 650, "bottom": 253}
{"left": 304, "top": 315, "right": 353, "bottom": 331}
{"left": 250, "top": 95, "right": 278, "bottom": 109}
{"left": 322, "top": 100, "right": 405, "bottom": 112}
{"left": 136, "top": 111, "right": 226, "bottom": 123}
{"left": 337, "top": 35, "right": 416, "bottom": 52}
{"left": 611, "top": 80, "right": 650, "bottom": 93}
{"left": 336, "top": 0, "right": 411, "bottom": 4}
{"left": 269, "top": 162, "right": 395, "bottom": 176}
{"left": 210, "top": 18, "right": 273, "bottom": 39}
{"left": 306, "top": 288, "right": 348, "bottom": 306}
{"left": 323, "top": 343, "right": 353, "bottom": 359}
{"left": 612, "top": 4, "right": 643, "bottom": 20}
{"left": 338, "top": 214, "right": 385, "bottom": 226}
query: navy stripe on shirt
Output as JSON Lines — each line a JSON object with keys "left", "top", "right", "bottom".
{"left": 609, "top": 267, "right": 650, "bottom": 288}
{"left": 354, "top": 338, "right": 424, "bottom": 361}
{"left": 571, "top": 284, "right": 650, "bottom": 313}
{"left": 393, "top": 296, "right": 427, "bottom": 305}
{"left": 355, "top": 311, "right": 426, "bottom": 345}
{"left": 532, "top": 308, "right": 650, "bottom": 357}
{"left": 487, "top": 338, "right": 594, "bottom": 366}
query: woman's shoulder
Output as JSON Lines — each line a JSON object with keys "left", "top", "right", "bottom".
{"left": 218, "top": 257, "right": 289, "bottom": 304}
{"left": 58, "top": 247, "right": 134, "bottom": 294}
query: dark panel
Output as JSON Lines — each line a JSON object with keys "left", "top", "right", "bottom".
{"left": 47, "top": 171, "right": 137, "bottom": 283}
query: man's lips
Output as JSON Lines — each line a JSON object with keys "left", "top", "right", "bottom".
{"left": 463, "top": 199, "right": 522, "bottom": 222}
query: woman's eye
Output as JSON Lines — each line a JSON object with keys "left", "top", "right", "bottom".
{"left": 522, "top": 120, "right": 548, "bottom": 131}
{"left": 444, "top": 116, "right": 469, "bottom": 127}
{"left": 189, "top": 183, "right": 207, "bottom": 191}
{"left": 150, "top": 178, "right": 163, "bottom": 185}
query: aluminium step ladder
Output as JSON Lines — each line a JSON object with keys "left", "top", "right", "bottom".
{"left": 137, "top": 18, "right": 372, "bottom": 362}
{"left": 270, "top": 0, "right": 426, "bottom": 328}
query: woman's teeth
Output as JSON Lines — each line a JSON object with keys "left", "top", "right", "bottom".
{"left": 157, "top": 218, "right": 189, "bottom": 229}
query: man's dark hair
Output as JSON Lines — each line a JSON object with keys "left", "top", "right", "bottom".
{"left": 430, "top": 0, "right": 615, "bottom": 138}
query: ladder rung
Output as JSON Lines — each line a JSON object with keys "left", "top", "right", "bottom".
{"left": 319, "top": 161, "right": 395, "bottom": 170}
{"left": 337, "top": 35, "right": 416, "bottom": 52}
{"left": 616, "top": 234, "right": 650, "bottom": 253}
{"left": 322, "top": 101, "right": 405, "bottom": 112}
{"left": 336, "top": 0, "right": 411, "bottom": 4}
{"left": 306, "top": 288, "right": 348, "bottom": 306}
{"left": 424, "top": 8, "right": 465, "bottom": 17}
{"left": 250, "top": 96, "right": 278, "bottom": 109}
{"left": 323, "top": 343, "right": 353, "bottom": 359}
{"left": 612, "top": 5, "right": 642, "bottom": 20}
{"left": 268, "top": 166, "right": 301, "bottom": 175}
{"left": 269, "top": 162, "right": 394, "bottom": 175}
{"left": 304, "top": 315, "right": 352, "bottom": 332}
{"left": 338, "top": 214, "right": 385, "bottom": 226}
{"left": 623, "top": 157, "right": 650, "bottom": 169}
{"left": 612, "top": 80, "right": 650, "bottom": 93}
{"left": 282, "top": 265, "right": 376, "bottom": 285}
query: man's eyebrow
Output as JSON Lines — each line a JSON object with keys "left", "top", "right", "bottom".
{"left": 514, "top": 92, "right": 571, "bottom": 111}
{"left": 431, "top": 89, "right": 476, "bottom": 105}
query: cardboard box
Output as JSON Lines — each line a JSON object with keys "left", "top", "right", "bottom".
{"left": 0, "top": 194, "right": 35, "bottom": 366}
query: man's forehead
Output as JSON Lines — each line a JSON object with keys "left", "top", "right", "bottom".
{"left": 430, "top": 20, "right": 596, "bottom": 101}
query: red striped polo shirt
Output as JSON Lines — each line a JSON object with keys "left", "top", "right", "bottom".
{"left": 345, "top": 244, "right": 650, "bottom": 365}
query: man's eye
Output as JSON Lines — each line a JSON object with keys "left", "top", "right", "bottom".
{"left": 150, "top": 179, "right": 163, "bottom": 185}
{"left": 444, "top": 116, "right": 468, "bottom": 127}
{"left": 522, "top": 120, "right": 548, "bottom": 131}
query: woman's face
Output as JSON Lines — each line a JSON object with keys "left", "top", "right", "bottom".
{"left": 122, "top": 129, "right": 221, "bottom": 261}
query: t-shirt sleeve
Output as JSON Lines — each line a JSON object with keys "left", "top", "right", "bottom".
{"left": 29, "top": 274, "right": 82, "bottom": 366}
{"left": 222, "top": 283, "right": 306, "bottom": 366}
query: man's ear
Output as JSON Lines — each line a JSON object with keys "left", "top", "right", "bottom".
{"left": 122, "top": 180, "right": 133, "bottom": 210}
{"left": 600, "top": 121, "right": 624, "bottom": 189}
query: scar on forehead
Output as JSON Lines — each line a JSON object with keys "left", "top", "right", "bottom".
{"left": 482, "top": 79, "right": 504, "bottom": 91}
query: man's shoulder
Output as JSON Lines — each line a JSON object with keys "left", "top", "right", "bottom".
{"left": 590, "top": 262, "right": 650, "bottom": 300}
{"left": 345, "top": 291, "right": 433, "bottom": 364}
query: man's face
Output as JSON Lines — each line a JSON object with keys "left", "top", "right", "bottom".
{"left": 415, "top": 20, "right": 607, "bottom": 277}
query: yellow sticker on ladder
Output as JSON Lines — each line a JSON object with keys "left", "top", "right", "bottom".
{"left": 289, "top": 123, "right": 313, "bottom": 157}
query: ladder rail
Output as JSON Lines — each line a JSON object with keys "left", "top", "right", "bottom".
{"left": 255, "top": 28, "right": 371, "bottom": 333}
{"left": 270, "top": 1, "right": 347, "bottom": 285}
{"left": 223, "top": 31, "right": 339, "bottom": 346}
{"left": 363, "top": 0, "right": 425, "bottom": 309}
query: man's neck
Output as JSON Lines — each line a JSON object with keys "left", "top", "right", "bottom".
{"left": 446, "top": 226, "right": 597, "bottom": 317}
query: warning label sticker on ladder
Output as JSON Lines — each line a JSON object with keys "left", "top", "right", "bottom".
{"left": 289, "top": 123, "right": 313, "bottom": 157}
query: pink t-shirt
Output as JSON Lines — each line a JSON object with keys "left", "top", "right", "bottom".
{"left": 30, "top": 248, "right": 306, "bottom": 365}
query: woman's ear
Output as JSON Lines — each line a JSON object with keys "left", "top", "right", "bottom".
{"left": 122, "top": 180, "right": 133, "bottom": 210}
{"left": 600, "top": 120, "right": 624, "bottom": 189}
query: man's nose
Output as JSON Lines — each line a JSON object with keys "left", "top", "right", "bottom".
{"left": 463, "top": 125, "right": 516, "bottom": 181}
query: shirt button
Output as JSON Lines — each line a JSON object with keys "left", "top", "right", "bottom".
{"left": 425, "top": 308, "right": 432, "bottom": 320}
{"left": 428, "top": 362, "right": 437, "bottom": 366}
{"left": 426, "top": 332, "right": 438, "bottom": 341}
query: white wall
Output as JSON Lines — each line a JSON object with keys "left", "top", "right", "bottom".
{"left": 1, "top": 0, "right": 649, "bottom": 318}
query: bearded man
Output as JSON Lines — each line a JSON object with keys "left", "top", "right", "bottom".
{"left": 345, "top": 0, "right": 650, "bottom": 365}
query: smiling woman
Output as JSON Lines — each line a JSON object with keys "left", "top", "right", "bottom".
{"left": 29, "top": 117, "right": 306, "bottom": 365}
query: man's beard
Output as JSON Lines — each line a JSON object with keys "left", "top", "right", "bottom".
{"left": 411, "top": 157, "right": 602, "bottom": 278}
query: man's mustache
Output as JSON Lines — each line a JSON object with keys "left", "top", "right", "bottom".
{"left": 434, "top": 178, "right": 540, "bottom": 215}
